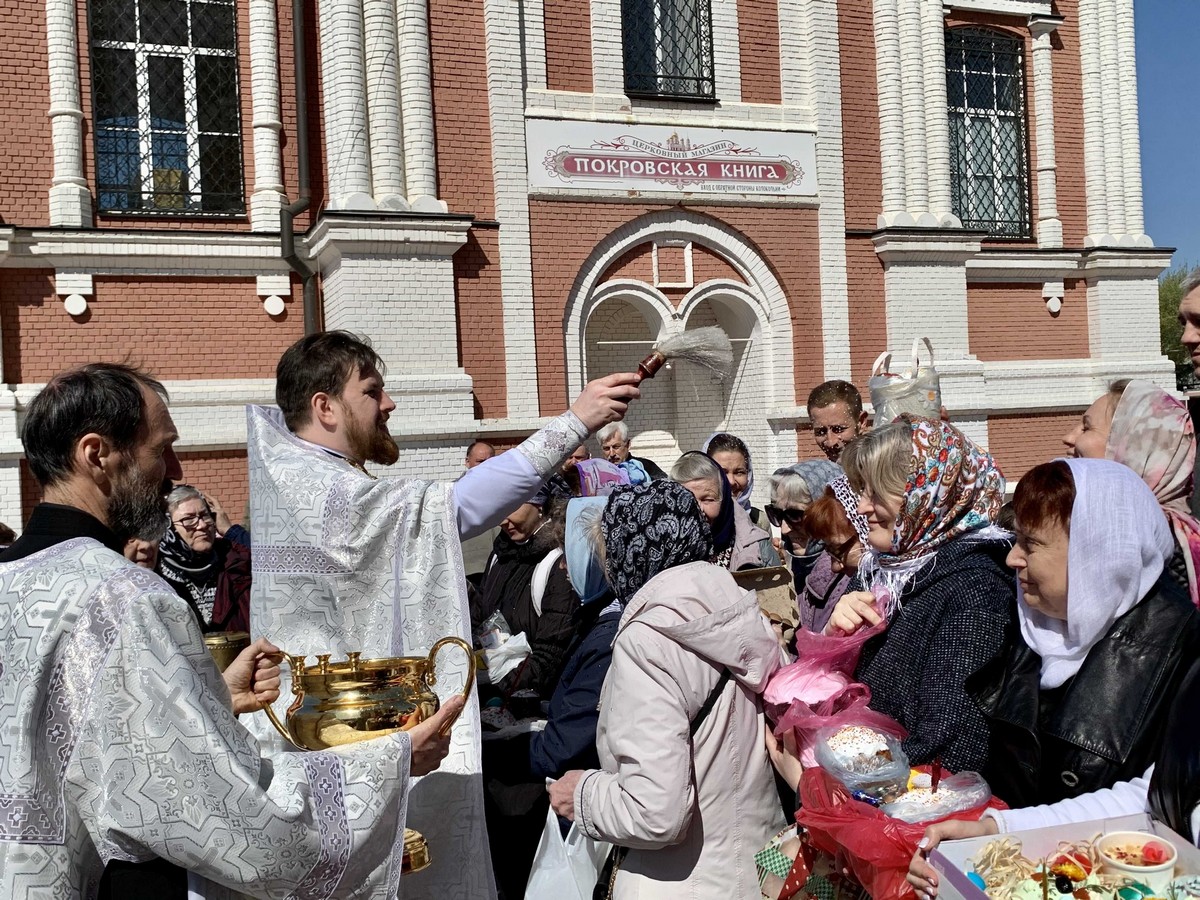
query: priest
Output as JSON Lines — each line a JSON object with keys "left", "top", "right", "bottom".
{"left": 0, "top": 363, "right": 459, "bottom": 900}
{"left": 248, "top": 331, "right": 641, "bottom": 897}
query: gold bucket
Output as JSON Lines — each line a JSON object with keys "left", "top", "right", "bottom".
{"left": 261, "top": 636, "right": 476, "bottom": 875}
{"left": 203, "top": 631, "right": 251, "bottom": 671}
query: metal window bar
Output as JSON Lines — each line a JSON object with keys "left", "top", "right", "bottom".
{"left": 89, "top": 0, "right": 244, "bottom": 214}
{"left": 945, "top": 28, "right": 1032, "bottom": 239}
{"left": 622, "top": 0, "right": 715, "bottom": 100}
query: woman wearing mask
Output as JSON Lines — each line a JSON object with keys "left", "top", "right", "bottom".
{"left": 1063, "top": 378, "right": 1200, "bottom": 606}
{"left": 671, "top": 451, "right": 778, "bottom": 570}
{"left": 827, "top": 419, "right": 1012, "bottom": 773}
{"left": 158, "top": 485, "right": 251, "bottom": 632}
{"left": 548, "top": 481, "right": 785, "bottom": 899}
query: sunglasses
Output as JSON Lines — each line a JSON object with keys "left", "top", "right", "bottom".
{"left": 765, "top": 504, "right": 805, "bottom": 527}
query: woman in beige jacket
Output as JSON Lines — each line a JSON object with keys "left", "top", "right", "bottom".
{"left": 549, "top": 481, "right": 786, "bottom": 899}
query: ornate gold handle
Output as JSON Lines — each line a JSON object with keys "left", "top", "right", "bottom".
{"left": 260, "top": 653, "right": 307, "bottom": 750}
{"left": 425, "top": 636, "right": 477, "bottom": 736}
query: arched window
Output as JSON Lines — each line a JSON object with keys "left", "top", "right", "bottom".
{"left": 945, "top": 27, "right": 1031, "bottom": 239}
{"left": 88, "top": 0, "right": 244, "bottom": 214}
{"left": 622, "top": 0, "right": 715, "bottom": 101}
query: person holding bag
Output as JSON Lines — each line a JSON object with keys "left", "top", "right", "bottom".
{"left": 547, "top": 481, "right": 786, "bottom": 899}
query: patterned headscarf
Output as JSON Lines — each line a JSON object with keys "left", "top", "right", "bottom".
{"left": 889, "top": 418, "right": 1005, "bottom": 561}
{"left": 574, "top": 459, "right": 632, "bottom": 498}
{"left": 601, "top": 481, "right": 714, "bottom": 604}
{"left": 1106, "top": 379, "right": 1200, "bottom": 608}
{"left": 774, "top": 460, "right": 844, "bottom": 503}
{"left": 830, "top": 474, "right": 871, "bottom": 545}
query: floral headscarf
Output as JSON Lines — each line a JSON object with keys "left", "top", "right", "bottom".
{"left": 601, "top": 481, "right": 714, "bottom": 604}
{"left": 890, "top": 418, "right": 1005, "bottom": 561}
{"left": 1106, "top": 379, "right": 1200, "bottom": 608}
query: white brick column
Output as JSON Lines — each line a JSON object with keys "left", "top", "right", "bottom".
{"left": 590, "top": 0, "right": 625, "bottom": 95}
{"left": 1077, "top": 0, "right": 1107, "bottom": 240}
{"left": 874, "top": 0, "right": 908, "bottom": 225}
{"left": 1116, "top": 0, "right": 1146, "bottom": 241}
{"left": 921, "top": 0, "right": 952, "bottom": 220}
{"left": 318, "top": 0, "right": 374, "bottom": 208}
{"left": 711, "top": 0, "right": 742, "bottom": 102}
{"left": 398, "top": 0, "right": 443, "bottom": 209}
{"left": 1082, "top": 253, "right": 1174, "bottom": 363}
{"left": 248, "top": 0, "right": 286, "bottom": 230}
{"left": 363, "top": 0, "right": 406, "bottom": 206}
{"left": 1028, "top": 15, "right": 1062, "bottom": 248}
{"left": 309, "top": 215, "right": 477, "bottom": 422}
{"left": 899, "top": 0, "right": 928, "bottom": 214}
{"left": 46, "top": 0, "right": 92, "bottom": 225}
{"left": 1097, "top": 0, "right": 1126, "bottom": 238}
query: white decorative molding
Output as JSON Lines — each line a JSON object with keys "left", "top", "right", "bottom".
{"left": 248, "top": 0, "right": 286, "bottom": 231}
{"left": 524, "top": 91, "right": 817, "bottom": 132}
{"left": 306, "top": 214, "right": 472, "bottom": 266}
{"left": 711, "top": 0, "right": 742, "bottom": 104}
{"left": 398, "top": 0, "right": 444, "bottom": 208}
{"left": 873, "top": 230, "right": 982, "bottom": 265}
{"left": 1027, "top": 14, "right": 1063, "bottom": 247}
{"left": 589, "top": 0, "right": 625, "bottom": 96}
{"left": 523, "top": 0, "right": 547, "bottom": 92}
{"left": 943, "top": 0, "right": 1052, "bottom": 14}
{"left": 0, "top": 229, "right": 289, "bottom": 274}
{"left": 46, "top": 0, "right": 92, "bottom": 225}
{"left": 363, "top": 0, "right": 407, "bottom": 206}
{"left": 256, "top": 274, "right": 291, "bottom": 316}
{"left": 55, "top": 271, "right": 92, "bottom": 317}
{"left": 652, "top": 241, "right": 693, "bottom": 289}
{"left": 1042, "top": 280, "right": 1064, "bottom": 314}
{"left": 318, "top": 0, "right": 374, "bottom": 207}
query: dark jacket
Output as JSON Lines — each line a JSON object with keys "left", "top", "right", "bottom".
{"left": 529, "top": 601, "right": 621, "bottom": 779}
{"left": 972, "top": 575, "right": 1200, "bottom": 808}
{"left": 472, "top": 529, "right": 580, "bottom": 699}
{"left": 856, "top": 536, "right": 1015, "bottom": 773}
{"left": 157, "top": 527, "right": 251, "bottom": 633}
{"left": 1150, "top": 656, "right": 1200, "bottom": 842}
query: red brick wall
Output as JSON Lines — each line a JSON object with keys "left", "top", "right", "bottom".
{"left": 846, "top": 237, "right": 887, "bottom": 386}
{"left": 0, "top": 0, "right": 51, "bottom": 226}
{"left": 692, "top": 244, "right": 745, "bottom": 285}
{"left": 967, "top": 280, "right": 1089, "bottom": 361}
{"left": 0, "top": 271, "right": 302, "bottom": 383}
{"left": 527, "top": 202, "right": 823, "bottom": 415}
{"left": 737, "top": 0, "right": 781, "bottom": 104}
{"left": 986, "top": 411, "right": 1080, "bottom": 481}
{"left": 602, "top": 245, "right": 655, "bottom": 283}
{"left": 544, "top": 0, "right": 593, "bottom": 92}
{"left": 454, "top": 228, "right": 507, "bottom": 418}
{"left": 431, "top": 0, "right": 495, "bottom": 217}
{"left": 838, "top": 0, "right": 883, "bottom": 230}
{"left": 178, "top": 449, "right": 251, "bottom": 526}
{"left": 1050, "top": 0, "right": 1088, "bottom": 247}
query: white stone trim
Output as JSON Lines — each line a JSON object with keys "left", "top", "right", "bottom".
{"left": 900, "top": 0, "right": 929, "bottom": 213}
{"left": 523, "top": 0, "right": 547, "bottom": 92}
{"left": 652, "top": 240, "right": 693, "bottom": 289}
{"left": 875, "top": 0, "right": 907, "bottom": 222}
{"left": 318, "top": 0, "right": 374, "bottom": 207}
{"left": 363, "top": 0, "right": 407, "bottom": 204}
{"left": 1027, "top": 15, "right": 1062, "bottom": 247}
{"left": 561, "top": 208, "right": 797, "bottom": 408}
{"left": 922, "top": 0, "right": 952, "bottom": 219}
{"left": 943, "top": 0, "right": 1052, "bottom": 14}
{"left": 306, "top": 214, "right": 472, "bottom": 264}
{"left": 778, "top": 0, "right": 812, "bottom": 109}
{"left": 524, "top": 91, "right": 816, "bottom": 131}
{"left": 484, "top": 0, "right": 541, "bottom": 417}
{"left": 1078, "top": 0, "right": 1106, "bottom": 239}
{"left": 1116, "top": 0, "right": 1144, "bottom": 238}
{"left": 248, "top": 0, "right": 286, "bottom": 231}
{"left": 590, "top": 0, "right": 625, "bottom": 96}
{"left": 712, "top": 0, "right": 742, "bottom": 103}
{"left": 55, "top": 271, "right": 93, "bottom": 317}
{"left": 46, "top": 0, "right": 92, "bottom": 226}
{"left": 398, "top": 0, "right": 442, "bottom": 207}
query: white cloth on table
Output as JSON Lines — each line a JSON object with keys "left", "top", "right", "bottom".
{"left": 0, "top": 538, "right": 411, "bottom": 900}
{"left": 245, "top": 404, "right": 588, "bottom": 899}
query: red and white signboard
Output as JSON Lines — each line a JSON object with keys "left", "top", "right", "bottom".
{"left": 526, "top": 119, "right": 818, "bottom": 197}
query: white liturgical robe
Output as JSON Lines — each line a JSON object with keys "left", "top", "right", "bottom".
{"left": 245, "top": 404, "right": 589, "bottom": 899}
{"left": 0, "top": 538, "right": 413, "bottom": 900}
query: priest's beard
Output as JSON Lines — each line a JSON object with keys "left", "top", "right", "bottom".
{"left": 345, "top": 406, "right": 400, "bottom": 466}
{"left": 108, "top": 461, "right": 172, "bottom": 543}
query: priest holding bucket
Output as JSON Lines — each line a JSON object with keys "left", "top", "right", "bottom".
{"left": 247, "top": 331, "right": 642, "bottom": 898}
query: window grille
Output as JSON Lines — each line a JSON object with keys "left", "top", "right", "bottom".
{"left": 945, "top": 28, "right": 1031, "bottom": 239}
{"left": 622, "top": 0, "right": 715, "bottom": 101}
{"left": 89, "top": 0, "right": 244, "bottom": 214}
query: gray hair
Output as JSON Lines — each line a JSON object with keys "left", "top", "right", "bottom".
{"left": 1182, "top": 267, "right": 1200, "bottom": 301}
{"left": 166, "top": 484, "right": 206, "bottom": 514}
{"left": 597, "top": 421, "right": 629, "bottom": 444}
{"left": 769, "top": 471, "right": 812, "bottom": 508}
{"left": 669, "top": 453, "right": 722, "bottom": 488}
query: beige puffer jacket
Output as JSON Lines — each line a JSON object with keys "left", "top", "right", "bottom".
{"left": 574, "top": 561, "right": 787, "bottom": 899}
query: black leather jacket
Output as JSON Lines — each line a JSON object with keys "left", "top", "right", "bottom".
{"left": 1150, "top": 656, "right": 1200, "bottom": 841}
{"left": 970, "top": 575, "right": 1200, "bottom": 809}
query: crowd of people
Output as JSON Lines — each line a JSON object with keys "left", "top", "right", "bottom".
{"left": 1, "top": 273, "right": 1200, "bottom": 900}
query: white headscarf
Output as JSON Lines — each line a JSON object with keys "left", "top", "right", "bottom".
{"left": 1018, "top": 458, "right": 1174, "bottom": 689}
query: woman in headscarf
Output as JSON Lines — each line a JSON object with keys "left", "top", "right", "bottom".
{"left": 158, "top": 484, "right": 251, "bottom": 632}
{"left": 768, "top": 459, "right": 844, "bottom": 590}
{"left": 547, "top": 482, "right": 786, "bottom": 899}
{"left": 670, "top": 451, "right": 778, "bottom": 570}
{"left": 792, "top": 474, "right": 871, "bottom": 633}
{"left": 1062, "top": 378, "right": 1200, "bottom": 607}
{"left": 826, "top": 418, "right": 1012, "bottom": 773}
{"left": 703, "top": 432, "right": 764, "bottom": 527}
{"left": 906, "top": 461, "right": 1200, "bottom": 899}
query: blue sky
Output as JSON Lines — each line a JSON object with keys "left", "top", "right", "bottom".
{"left": 1136, "top": 0, "right": 1199, "bottom": 272}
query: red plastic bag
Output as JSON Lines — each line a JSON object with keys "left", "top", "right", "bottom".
{"left": 796, "top": 767, "right": 1006, "bottom": 900}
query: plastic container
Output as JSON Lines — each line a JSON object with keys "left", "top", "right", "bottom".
{"left": 1097, "top": 831, "right": 1179, "bottom": 893}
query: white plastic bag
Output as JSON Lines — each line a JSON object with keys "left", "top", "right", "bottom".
{"left": 868, "top": 337, "right": 942, "bottom": 424}
{"left": 525, "top": 804, "right": 612, "bottom": 900}
{"left": 482, "top": 632, "right": 531, "bottom": 683}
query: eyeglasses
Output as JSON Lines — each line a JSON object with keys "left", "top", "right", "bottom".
{"left": 173, "top": 511, "right": 215, "bottom": 530}
{"left": 765, "top": 504, "right": 805, "bottom": 527}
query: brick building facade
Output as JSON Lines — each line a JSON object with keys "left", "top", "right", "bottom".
{"left": 0, "top": 0, "right": 1173, "bottom": 524}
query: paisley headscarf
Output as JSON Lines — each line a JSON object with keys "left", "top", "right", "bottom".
{"left": 1105, "top": 379, "right": 1200, "bottom": 608}
{"left": 702, "top": 431, "right": 754, "bottom": 512}
{"left": 565, "top": 497, "right": 610, "bottom": 605}
{"left": 830, "top": 474, "right": 870, "bottom": 545}
{"left": 889, "top": 418, "right": 1006, "bottom": 560}
{"left": 601, "top": 481, "right": 714, "bottom": 604}
{"left": 676, "top": 451, "right": 736, "bottom": 553}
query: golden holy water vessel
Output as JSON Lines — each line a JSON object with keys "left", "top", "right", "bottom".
{"left": 258, "top": 636, "right": 477, "bottom": 875}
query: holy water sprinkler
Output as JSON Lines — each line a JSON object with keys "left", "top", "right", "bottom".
{"left": 635, "top": 326, "right": 735, "bottom": 382}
